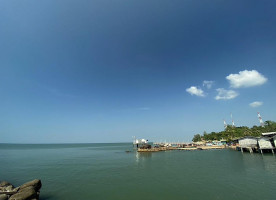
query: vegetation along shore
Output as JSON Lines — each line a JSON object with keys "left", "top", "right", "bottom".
{"left": 192, "top": 120, "right": 276, "bottom": 143}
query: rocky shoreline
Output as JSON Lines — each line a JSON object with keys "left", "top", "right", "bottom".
{"left": 0, "top": 179, "right": 42, "bottom": 200}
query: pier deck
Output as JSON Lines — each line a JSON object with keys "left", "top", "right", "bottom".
{"left": 137, "top": 145, "right": 226, "bottom": 152}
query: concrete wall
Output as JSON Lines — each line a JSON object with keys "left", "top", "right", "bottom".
{"left": 239, "top": 138, "right": 258, "bottom": 148}
{"left": 258, "top": 138, "right": 273, "bottom": 149}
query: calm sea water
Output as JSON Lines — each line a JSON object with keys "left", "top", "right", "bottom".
{"left": 1, "top": 143, "right": 276, "bottom": 200}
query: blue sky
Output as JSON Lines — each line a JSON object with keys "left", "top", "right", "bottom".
{"left": 1, "top": 0, "right": 276, "bottom": 143}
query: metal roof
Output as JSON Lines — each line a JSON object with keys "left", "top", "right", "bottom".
{"left": 262, "top": 132, "right": 276, "bottom": 136}
{"left": 239, "top": 136, "right": 258, "bottom": 140}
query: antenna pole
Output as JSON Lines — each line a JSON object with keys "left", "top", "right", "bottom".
{"left": 223, "top": 119, "right": 227, "bottom": 128}
{"left": 231, "top": 113, "right": 235, "bottom": 127}
{"left": 257, "top": 112, "right": 264, "bottom": 127}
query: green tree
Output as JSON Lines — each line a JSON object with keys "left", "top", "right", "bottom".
{"left": 191, "top": 120, "right": 276, "bottom": 142}
{"left": 192, "top": 134, "right": 202, "bottom": 142}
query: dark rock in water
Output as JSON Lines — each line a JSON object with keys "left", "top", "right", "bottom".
{"left": 9, "top": 186, "right": 37, "bottom": 200}
{"left": 0, "top": 194, "right": 8, "bottom": 200}
{"left": 19, "top": 180, "right": 41, "bottom": 191}
{"left": 0, "top": 179, "right": 41, "bottom": 200}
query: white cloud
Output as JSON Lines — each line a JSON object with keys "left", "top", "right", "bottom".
{"left": 215, "top": 88, "right": 238, "bottom": 100}
{"left": 226, "top": 70, "right": 267, "bottom": 88}
{"left": 203, "top": 80, "right": 214, "bottom": 89}
{"left": 186, "top": 86, "right": 205, "bottom": 97}
{"left": 249, "top": 101, "right": 263, "bottom": 108}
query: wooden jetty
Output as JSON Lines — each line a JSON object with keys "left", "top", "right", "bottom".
{"left": 137, "top": 148, "right": 160, "bottom": 152}
{"left": 200, "top": 145, "right": 226, "bottom": 150}
{"left": 137, "top": 145, "right": 226, "bottom": 152}
{"left": 178, "top": 147, "right": 198, "bottom": 151}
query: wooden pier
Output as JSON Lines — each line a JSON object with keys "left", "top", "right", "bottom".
{"left": 137, "top": 145, "right": 226, "bottom": 152}
{"left": 240, "top": 147, "right": 258, "bottom": 153}
{"left": 137, "top": 148, "right": 160, "bottom": 152}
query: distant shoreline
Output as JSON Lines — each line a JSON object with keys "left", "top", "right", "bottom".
{"left": 0, "top": 142, "right": 132, "bottom": 145}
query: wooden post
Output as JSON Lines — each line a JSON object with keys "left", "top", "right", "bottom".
{"left": 241, "top": 147, "right": 243, "bottom": 153}
{"left": 249, "top": 148, "right": 253, "bottom": 154}
{"left": 260, "top": 149, "right": 263, "bottom": 154}
{"left": 272, "top": 149, "right": 274, "bottom": 154}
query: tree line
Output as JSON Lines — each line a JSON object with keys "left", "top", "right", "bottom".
{"left": 192, "top": 120, "right": 276, "bottom": 142}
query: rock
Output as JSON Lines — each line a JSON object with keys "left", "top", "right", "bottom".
{"left": 0, "top": 194, "right": 8, "bottom": 200}
{"left": 0, "top": 181, "right": 14, "bottom": 194}
{"left": 0, "top": 180, "right": 41, "bottom": 200}
{"left": 12, "top": 187, "right": 20, "bottom": 193}
{"left": 9, "top": 186, "right": 37, "bottom": 200}
{"left": 5, "top": 185, "right": 14, "bottom": 192}
{"left": 19, "top": 180, "right": 41, "bottom": 191}
{"left": 0, "top": 182, "right": 12, "bottom": 187}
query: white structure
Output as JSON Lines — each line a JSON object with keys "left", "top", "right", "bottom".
{"left": 231, "top": 113, "right": 235, "bottom": 127}
{"left": 258, "top": 137, "right": 275, "bottom": 154}
{"left": 239, "top": 137, "right": 258, "bottom": 153}
{"left": 273, "top": 136, "right": 276, "bottom": 148}
{"left": 239, "top": 137, "right": 258, "bottom": 148}
{"left": 133, "top": 137, "right": 148, "bottom": 149}
{"left": 257, "top": 112, "right": 264, "bottom": 127}
{"left": 262, "top": 132, "right": 276, "bottom": 137}
{"left": 223, "top": 119, "right": 227, "bottom": 128}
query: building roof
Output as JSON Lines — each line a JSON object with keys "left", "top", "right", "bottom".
{"left": 262, "top": 132, "right": 276, "bottom": 136}
{"left": 239, "top": 136, "right": 258, "bottom": 140}
{"left": 258, "top": 137, "right": 272, "bottom": 140}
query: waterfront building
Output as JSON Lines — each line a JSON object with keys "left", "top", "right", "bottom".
{"left": 238, "top": 136, "right": 258, "bottom": 153}
{"left": 212, "top": 140, "right": 224, "bottom": 146}
{"left": 193, "top": 141, "right": 205, "bottom": 146}
{"left": 257, "top": 137, "right": 275, "bottom": 154}
{"left": 262, "top": 132, "right": 276, "bottom": 137}
{"left": 133, "top": 137, "right": 149, "bottom": 149}
{"left": 273, "top": 135, "right": 276, "bottom": 148}
{"left": 220, "top": 140, "right": 227, "bottom": 145}
{"left": 206, "top": 142, "right": 213, "bottom": 146}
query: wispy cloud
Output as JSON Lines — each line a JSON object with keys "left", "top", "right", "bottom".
{"left": 186, "top": 86, "right": 205, "bottom": 97}
{"left": 215, "top": 88, "right": 238, "bottom": 100}
{"left": 203, "top": 80, "right": 214, "bottom": 89}
{"left": 249, "top": 101, "right": 263, "bottom": 108}
{"left": 226, "top": 70, "right": 267, "bottom": 88}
